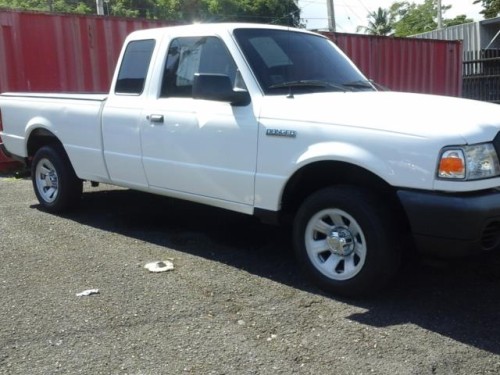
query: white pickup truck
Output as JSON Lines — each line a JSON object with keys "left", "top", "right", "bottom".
{"left": 2, "top": 23, "right": 500, "bottom": 296}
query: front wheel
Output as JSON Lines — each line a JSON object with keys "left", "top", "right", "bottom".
{"left": 31, "top": 145, "right": 82, "bottom": 213}
{"left": 293, "top": 186, "right": 401, "bottom": 297}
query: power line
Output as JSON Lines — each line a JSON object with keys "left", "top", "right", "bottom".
{"left": 354, "top": 0, "right": 370, "bottom": 14}
{"left": 341, "top": 1, "right": 368, "bottom": 24}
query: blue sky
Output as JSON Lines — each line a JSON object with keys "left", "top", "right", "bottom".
{"left": 298, "top": 0, "right": 484, "bottom": 32}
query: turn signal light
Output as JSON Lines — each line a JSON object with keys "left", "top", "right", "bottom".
{"left": 438, "top": 150, "right": 465, "bottom": 178}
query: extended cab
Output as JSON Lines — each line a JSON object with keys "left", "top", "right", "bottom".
{"left": 2, "top": 23, "right": 500, "bottom": 296}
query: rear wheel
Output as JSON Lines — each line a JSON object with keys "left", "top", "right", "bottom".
{"left": 32, "top": 145, "right": 82, "bottom": 213}
{"left": 293, "top": 186, "right": 401, "bottom": 297}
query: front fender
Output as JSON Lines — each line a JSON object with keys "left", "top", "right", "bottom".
{"left": 295, "top": 141, "right": 395, "bottom": 183}
{"left": 255, "top": 141, "right": 395, "bottom": 212}
{"left": 255, "top": 139, "right": 435, "bottom": 212}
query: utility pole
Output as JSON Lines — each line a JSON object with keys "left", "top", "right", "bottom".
{"left": 96, "top": 0, "right": 105, "bottom": 15}
{"left": 326, "top": 0, "right": 336, "bottom": 32}
{"left": 48, "top": 0, "right": 53, "bottom": 12}
{"left": 437, "top": 0, "right": 443, "bottom": 29}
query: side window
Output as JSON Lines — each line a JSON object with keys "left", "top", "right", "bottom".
{"left": 160, "top": 36, "right": 238, "bottom": 98}
{"left": 115, "top": 39, "right": 155, "bottom": 95}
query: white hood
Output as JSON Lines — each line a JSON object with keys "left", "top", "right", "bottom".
{"left": 259, "top": 91, "right": 500, "bottom": 144}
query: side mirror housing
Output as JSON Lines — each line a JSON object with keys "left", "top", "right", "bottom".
{"left": 193, "top": 73, "right": 250, "bottom": 106}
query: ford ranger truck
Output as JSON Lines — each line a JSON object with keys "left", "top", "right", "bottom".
{"left": 2, "top": 23, "right": 500, "bottom": 297}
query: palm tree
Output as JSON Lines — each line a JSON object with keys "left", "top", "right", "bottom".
{"left": 357, "top": 7, "right": 393, "bottom": 36}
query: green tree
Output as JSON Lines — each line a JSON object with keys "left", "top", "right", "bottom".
{"left": 389, "top": 0, "right": 471, "bottom": 37}
{"left": 390, "top": 0, "right": 443, "bottom": 36}
{"left": 357, "top": 7, "right": 393, "bottom": 35}
{"left": 152, "top": 0, "right": 300, "bottom": 25}
{"left": 0, "top": 0, "right": 105, "bottom": 13}
{"left": 474, "top": 0, "right": 500, "bottom": 18}
{"left": 444, "top": 14, "right": 473, "bottom": 27}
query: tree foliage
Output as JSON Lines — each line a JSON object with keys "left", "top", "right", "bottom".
{"left": 0, "top": 0, "right": 301, "bottom": 26}
{"left": 152, "top": 0, "right": 300, "bottom": 25}
{"left": 473, "top": 0, "right": 500, "bottom": 18}
{"left": 357, "top": 7, "right": 393, "bottom": 35}
{"left": 388, "top": 0, "right": 472, "bottom": 37}
{"left": 444, "top": 14, "right": 473, "bottom": 27}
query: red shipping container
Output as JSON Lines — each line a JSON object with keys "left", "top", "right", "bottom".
{"left": 324, "top": 32, "right": 463, "bottom": 97}
{"left": 0, "top": 10, "right": 171, "bottom": 93}
{"left": 0, "top": 11, "right": 462, "bottom": 95}
{"left": 0, "top": 146, "right": 22, "bottom": 173}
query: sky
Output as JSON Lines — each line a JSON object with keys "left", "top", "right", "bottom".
{"left": 298, "top": 0, "right": 485, "bottom": 32}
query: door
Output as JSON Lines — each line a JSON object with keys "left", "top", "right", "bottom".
{"left": 140, "top": 36, "right": 258, "bottom": 205}
{"left": 102, "top": 38, "right": 156, "bottom": 187}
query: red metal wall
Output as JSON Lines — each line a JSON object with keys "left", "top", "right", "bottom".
{"left": 0, "top": 149, "right": 21, "bottom": 173}
{"left": 0, "top": 11, "right": 463, "bottom": 96}
{"left": 324, "top": 32, "right": 463, "bottom": 97}
{"left": 0, "top": 10, "right": 170, "bottom": 93}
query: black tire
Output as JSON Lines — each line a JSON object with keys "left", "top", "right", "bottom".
{"left": 31, "top": 145, "right": 82, "bottom": 213}
{"left": 293, "top": 186, "right": 401, "bottom": 297}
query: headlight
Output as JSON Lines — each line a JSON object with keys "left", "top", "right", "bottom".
{"left": 438, "top": 143, "right": 500, "bottom": 180}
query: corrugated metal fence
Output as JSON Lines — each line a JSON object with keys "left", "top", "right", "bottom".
{"left": 0, "top": 11, "right": 463, "bottom": 96}
{"left": 0, "top": 10, "right": 171, "bottom": 93}
{"left": 325, "top": 32, "right": 462, "bottom": 97}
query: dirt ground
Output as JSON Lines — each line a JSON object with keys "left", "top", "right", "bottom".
{"left": 1, "top": 175, "right": 500, "bottom": 374}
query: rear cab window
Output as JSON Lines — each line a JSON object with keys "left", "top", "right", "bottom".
{"left": 115, "top": 39, "right": 156, "bottom": 95}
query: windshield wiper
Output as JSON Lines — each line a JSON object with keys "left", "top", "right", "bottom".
{"left": 341, "top": 80, "right": 377, "bottom": 91}
{"left": 268, "top": 80, "right": 349, "bottom": 92}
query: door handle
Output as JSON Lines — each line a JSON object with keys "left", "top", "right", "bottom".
{"left": 148, "top": 114, "right": 164, "bottom": 124}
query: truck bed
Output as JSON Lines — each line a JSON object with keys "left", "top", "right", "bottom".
{"left": 0, "top": 92, "right": 109, "bottom": 182}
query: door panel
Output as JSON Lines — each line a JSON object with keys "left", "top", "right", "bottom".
{"left": 141, "top": 98, "right": 258, "bottom": 204}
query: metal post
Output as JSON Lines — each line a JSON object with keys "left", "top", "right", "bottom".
{"left": 96, "top": 0, "right": 105, "bottom": 16}
{"left": 437, "top": 0, "right": 443, "bottom": 29}
{"left": 326, "top": 0, "right": 336, "bottom": 32}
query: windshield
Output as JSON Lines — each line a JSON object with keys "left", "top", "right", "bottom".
{"left": 233, "top": 28, "right": 374, "bottom": 95}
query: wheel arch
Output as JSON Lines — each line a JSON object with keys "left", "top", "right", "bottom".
{"left": 26, "top": 128, "right": 63, "bottom": 162}
{"left": 280, "top": 160, "right": 410, "bottom": 232}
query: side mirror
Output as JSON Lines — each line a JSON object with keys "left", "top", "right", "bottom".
{"left": 193, "top": 73, "right": 250, "bottom": 106}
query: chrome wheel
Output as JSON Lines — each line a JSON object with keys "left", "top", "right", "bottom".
{"left": 34, "top": 158, "right": 59, "bottom": 203}
{"left": 304, "top": 208, "right": 367, "bottom": 281}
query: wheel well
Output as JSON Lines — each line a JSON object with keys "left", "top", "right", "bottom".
{"left": 280, "top": 161, "right": 409, "bottom": 229}
{"left": 27, "top": 128, "right": 63, "bottom": 163}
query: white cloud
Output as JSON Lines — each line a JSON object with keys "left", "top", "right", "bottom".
{"left": 299, "top": 0, "right": 484, "bottom": 32}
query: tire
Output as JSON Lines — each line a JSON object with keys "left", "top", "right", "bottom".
{"left": 293, "top": 186, "right": 401, "bottom": 297}
{"left": 31, "top": 145, "right": 82, "bottom": 213}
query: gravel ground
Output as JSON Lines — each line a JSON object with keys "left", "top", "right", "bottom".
{"left": 1, "top": 175, "right": 500, "bottom": 374}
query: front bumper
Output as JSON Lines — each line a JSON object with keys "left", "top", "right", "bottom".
{"left": 398, "top": 188, "right": 500, "bottom": 256}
